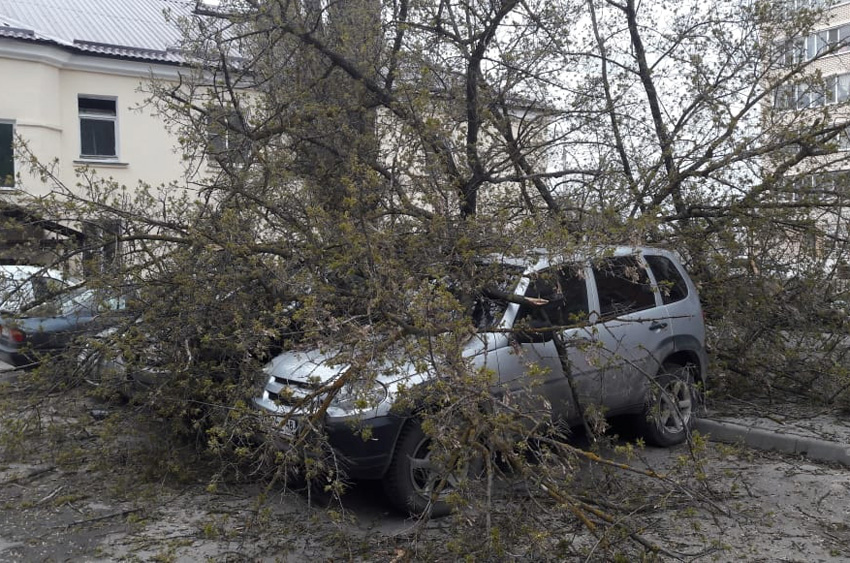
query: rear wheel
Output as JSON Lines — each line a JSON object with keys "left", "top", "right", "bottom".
{"left": 382, "top": 420, "right": 471, "bottom": 517}
{"left": 640, "top": 362, "right": 696, "bottom": 447}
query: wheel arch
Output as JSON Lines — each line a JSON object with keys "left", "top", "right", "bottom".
{"left": 663, "top": 348, "right": 707, "bottom": 387}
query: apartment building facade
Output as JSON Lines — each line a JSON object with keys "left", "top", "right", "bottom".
{"left": 0, "top": 0, "right": 200, "bottom": 264}
{"left": 771, "top": 1, "right": 850, "bottom": 277}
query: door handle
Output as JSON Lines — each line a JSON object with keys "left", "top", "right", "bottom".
{"left": 649, "top": 321, "right": 668, "bottom": 331}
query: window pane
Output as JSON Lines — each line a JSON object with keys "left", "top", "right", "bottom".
{"left": 840, "top": 126, "right": 850, "bottom": 151}
{"left": 207, "top": 111, "right": 251, "bottom": 167}
{"left": 78, "top": 97, "right": 116, "bottom": 116}
{"left": 518, "top": 267, "right": 588, "bottom": 327}
{"left": 557, "top": 266, "right": 589, "bottom": 322}
{"left": 817, "top": 32, "right": 828, "bottom": 56}
{"left": 838, "top": 75, "right": 850, "bottom": 103}
{"left": 783, "top": 40, "right": 796, "bottom": 65}
{"left": 808, "top": 86, "right": 824, "bottom": 107}
{"left": 840, "top": 25, "right": 850, "bottom": 50}
{"left": 826, "top": 75, "right": 837, "bottom": 104}
{"left": 593, "top": 257, "right": 656, "bottom": 316}
{"left": 783, "top": 38, "right": 807, "bottom": 65}
{"left": 797, "top": 88, "right": 810, "bottom": 109}
{"left": 80, "top": 118, "right": 116, "bottom": 157}
{"left": 646, "top": 256, "right": 689, "bottom": 304}
{"left": 775, "top": 83, "right": 794, "bottom": 109}
{"left": 0, "top": 122, "right": 13, "bottom": 187}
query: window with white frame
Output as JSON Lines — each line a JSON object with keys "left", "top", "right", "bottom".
{"left": 788, "top": 170, "right": 850, "bottom": 202}
{"left": 775, "top": 82, "right": 826, "bottom": 109}
{"left": 782, "top": 23, "right": 850, "bottom": 65}
{"left": 783, "top": 0, "right": 826, "bottom": 11}
{"left": 207, "top": 109, "right": 250, "bottom": 167}
{"left": 78, "top": 96, "right": 117, "bottom": 159}
{"left": 776, "top": 73, "right": 850, "bottom": 110}
{"left": 827, "top": 24, "right": 850, "bottom": 53}
{"left": 838, "top": 124, "right": 850, "bottom": 151}
{"left": 0, "top": 121, "right": 13, "bottom": 187}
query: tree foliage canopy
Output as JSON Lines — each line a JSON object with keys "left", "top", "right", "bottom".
{"left": 7, "top": 0, "right": 850, "bottom": 557}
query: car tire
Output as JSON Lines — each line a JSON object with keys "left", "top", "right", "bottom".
{"left": 639, "top": 362, "right": 696, "bottom": 447}
{"left": 79, "top": 344, "right": 131, "bottom": 400}
{"left": 382, "top": 420, "right": 468, "bottom": 518}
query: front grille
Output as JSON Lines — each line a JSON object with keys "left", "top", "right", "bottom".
{"left": 266, "top": 375, "right": 316, "bottom": 407}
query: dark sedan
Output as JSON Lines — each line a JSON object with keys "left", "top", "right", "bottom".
{"left": 0, "top": 287, "right": 125, "bottom": 368}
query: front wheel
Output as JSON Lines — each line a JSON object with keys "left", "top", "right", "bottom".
{"left": 77, "top": 341, "right": 129, "bottom": 396}
{"left": 639, "top": 362, "right": 697, "bottom": 447}
{"left": 382, "top": 420, "right": 473, "bottom": 517}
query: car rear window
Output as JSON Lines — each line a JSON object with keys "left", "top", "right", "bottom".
{"left": 24, "top": 287, "right": 93, "bottom": 317}
{"left": 645, "top": 255, "right": 689, "bottom": 304}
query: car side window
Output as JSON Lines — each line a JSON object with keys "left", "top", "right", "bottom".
{"left": 645, "top": 255, "right": 688, "bottom": 304}
{"left": 592, "top": 257, "right": 656, "bottom": 317}
{"left": 556, "top": 266, "right": 590, "bottom": 323}
{"left": 518, "top": 266, "right": 589, "bottom": 327}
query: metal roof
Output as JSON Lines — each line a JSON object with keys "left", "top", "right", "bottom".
{"left": 0, "top": 0, "right": 196, "bottom": 64}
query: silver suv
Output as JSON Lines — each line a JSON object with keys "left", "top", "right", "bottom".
{"left": 254, "top": 246, "right": 707, "bottom": 515}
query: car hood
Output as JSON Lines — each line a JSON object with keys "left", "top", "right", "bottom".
{"left": 262, "top": 332, "right": 506, "bottom": 389}
{"left": 263, "top": 348, "right": 348, "bottom": 383}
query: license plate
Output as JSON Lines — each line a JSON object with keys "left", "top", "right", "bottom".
{"left": 280, "top": 418, "right": 298, "bottom": 436}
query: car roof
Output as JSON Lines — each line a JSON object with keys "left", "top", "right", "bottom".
{"left": 0, "top": 265, "right": 74, "bottom": 282}
{"left": 485, "top": 246, "right": 683, "bottom": 275}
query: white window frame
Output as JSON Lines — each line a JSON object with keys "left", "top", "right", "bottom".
{"left": 838, "top": 123, "right": 850, "bottom": 151}
{"left": 775, "top": 72, "right": 850, "bottom": 111}
{"left": 78, "top": 95, "right": 119, "bottom": 161}
{"left": 206, "top": 108, "right": 250, "bottom": 168}
{"left": 0, "top": 119, "right": 14, "bottom": 189}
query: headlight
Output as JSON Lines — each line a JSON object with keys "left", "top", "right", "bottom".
{"left": 328, "top": 379, "right": 388, "bottom": 415}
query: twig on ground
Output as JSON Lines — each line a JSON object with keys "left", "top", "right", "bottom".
{"left": 36, "top": 485, "right": 64, "bottom": 505}
{"left": 0, "top": 465, "right": 56, "bottom": 486}
{"left": 58, "top": 508, "right": 142, "bottom": 529}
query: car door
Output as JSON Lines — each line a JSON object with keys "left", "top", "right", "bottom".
{"left": 644, "top": 253, "right": 705, "bottom": 347}
{"left": 589, "top": 255, "right": 673, "bottom": 412}
{"left": 493, "top": 265, "right": 600, "bottom": 424}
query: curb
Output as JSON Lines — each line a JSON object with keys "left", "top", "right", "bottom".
{"left": 695, "top": 418, "right": 850, "bottom": 467}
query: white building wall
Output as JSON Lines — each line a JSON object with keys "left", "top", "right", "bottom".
{"left": 0, "top": 39, "right": 190, "bottom": 199}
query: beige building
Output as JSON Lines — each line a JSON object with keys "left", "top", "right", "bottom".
{"left": 0, "top": 0, "right": 199, "bottom": 263}
{"left": 769, "top": 1, "right": 850, "bottom": 277}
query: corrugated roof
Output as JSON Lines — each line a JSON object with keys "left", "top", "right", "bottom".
{"left": 0, "top": 0, "right": 195, "bottom": 63}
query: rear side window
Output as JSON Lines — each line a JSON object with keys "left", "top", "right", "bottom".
{"left": 646, "top": 255, "right": 688, "bottom": 304}
{"left": 592, "top": 257, "right": 656, "bottom": 316}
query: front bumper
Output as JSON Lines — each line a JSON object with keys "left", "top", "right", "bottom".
{"left": 253, "top": 397, "right": 406, "bottom": 480}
